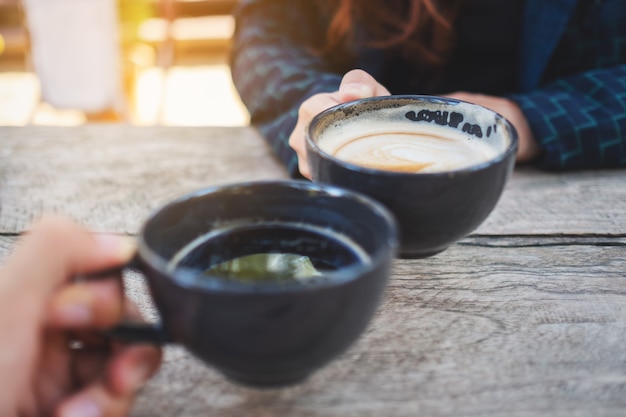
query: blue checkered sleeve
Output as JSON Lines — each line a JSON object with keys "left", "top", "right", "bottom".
{"left": 510, "top": 65, "right": 626, "bottom": 170}
{"left": 230, "top": 0, "right": 342, "bottom": 177}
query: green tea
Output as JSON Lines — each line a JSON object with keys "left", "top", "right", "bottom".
{"left": 168, "top": 221, "right": 370, "bottom": 285}
{"left": 202, "top": 253, "right": 322, "bottom": 283}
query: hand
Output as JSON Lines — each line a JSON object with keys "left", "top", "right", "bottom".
{"left": 445, "top": 92, "right": 541, "bottom": 162}
{"left": 0, "top": 215, "right": 162, "bottom": 417}
{"left": 289, "top": 69, "right": 390, "bottom": 178}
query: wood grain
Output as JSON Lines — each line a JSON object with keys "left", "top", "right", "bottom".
{"left": 1, "top": 126, "right": 625, "bottom": 417}
{"left": 0, "top": 126, "right": 287, "bottom": 234}
{"left": 1, "top": 126, "right": 626, "bottom": 236}
{"left": 137, "top": 241, "right": 626, "bottom": 417}
{"left": 477, "top": 167, "right": 626, "bottom": 235}
{"left": 1, "top": 236, "right": 623, "bottom": 417}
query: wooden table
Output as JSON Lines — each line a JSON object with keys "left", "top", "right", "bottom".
{"left": 1, "top": 125, "right": 625, "bottom": 417}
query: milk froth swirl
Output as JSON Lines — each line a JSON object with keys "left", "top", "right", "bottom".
{"left": 320, "top": 130, "right": 498, "bottom": 173}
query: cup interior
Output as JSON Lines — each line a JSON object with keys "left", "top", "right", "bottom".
{"left": 305, "top": 95, "right": 518, "bottom": 259}
{"left": 307, "top": 95, "right": 517, "bottom": 175}
{"left": 137, "top": 180, "right": 398, "bottom": 291}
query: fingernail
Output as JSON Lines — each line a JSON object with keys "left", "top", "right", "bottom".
{"left": 95, "top": 234, "right": 136, "bottom": 261}
{"left": 55, "top": 301, "right": 91, "bottom": 325}
{"left": 51, "top": 284, "right": 93, "bottom": 325}
{"left": 62, "top": 398, "right": 101, "bottom": 417}
{"left": 340, "top": 82, "right": 374, "bottom": 98}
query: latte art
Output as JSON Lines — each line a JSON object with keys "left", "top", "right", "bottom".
{"left": 320, "top": 130, "right": 498, "bottom": 173}
{"left": 307, "top": 96, "right": 517, "bottom": 258}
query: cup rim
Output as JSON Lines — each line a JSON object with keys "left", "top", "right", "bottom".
{"left": 306, "top": 94, "right": 519, "bottom": 178}
{"left": 136, "top": 180, "right": 399, "bottom": 294}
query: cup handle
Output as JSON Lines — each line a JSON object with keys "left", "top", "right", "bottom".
{"left": 78, "top": 255, "right": 170, "bottom": 346}
{"left": 103, "top": 321, "right": 169, "bottom": 345}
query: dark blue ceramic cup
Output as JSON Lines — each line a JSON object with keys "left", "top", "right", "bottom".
{"left": 108, "top": 181, "right": 398, "bottom": 387}
{"left": 306, "top": 95, "right": 518, "bottom": 258}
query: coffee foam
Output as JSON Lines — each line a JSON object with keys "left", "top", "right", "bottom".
{"left": 316, "top": 111, "right": 499, "bottom": 173}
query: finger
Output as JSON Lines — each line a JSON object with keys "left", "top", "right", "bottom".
{"left": 444, "top": 91, "right": 468, "bottom": 101}
{"left": 107, "top": 345, "right": 162, "bottom": 396}
{"left": 289, "top": 92, "right": 341, "bottom": 179}
{"left": 442, "top": 91, "right": 479, "bottom": 105}
{"left": 64, "top": 294, "right": 145, "bottom": 349}
{"left": 3, "top": 215, "right": 135, "bottom": 298}
{"left": 56, "top": 382, "right": 131, "bottom": 417}
{"left": 66, "top": 297, "right": 153, "bottom": 387}
{"left": 57, "top": 346, "right": 160, "bottom": 417}
{"left": 71, "top": 348, "right": 110, "bottom": 387}
{"left": 290, "top": 120, "right": 312, "bottom": 179}
{"left": 337, "top": 69, "right": 390, "bottom": 101}
{"left": 67, "top": 339, "right": 160, "bottom": 399}
{"left": 46, "top": 280, "right": 125, "bottom": 329}
{"left": 67, "top": 329, "right": 111, "bottom": 350}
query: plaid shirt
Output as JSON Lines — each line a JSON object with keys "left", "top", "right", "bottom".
{"left": 230, "top": 0, "right": 626, "bottom": 176}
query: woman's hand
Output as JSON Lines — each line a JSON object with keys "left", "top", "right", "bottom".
{"left": 445, "top": 92, "right": 541, "bottom": 162}
{"left": 0, "top": 215, "right": 162, "bottom": 417}
{"left": 289, "top": 69, "right": 390, "bottom": 178}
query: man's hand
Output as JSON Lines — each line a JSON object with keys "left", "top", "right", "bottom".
{"left": 0, "top": 215, "right": 161, "bottom": 417}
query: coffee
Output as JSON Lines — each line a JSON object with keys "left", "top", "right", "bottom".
{"left": 317, "top": 118, "right": 498, "bottom": 173}
{"left": 167, "top": 221, "right": 371, "bottom": 284}
{"left": 306, "top": 95, "right": 517, "bottom": 258}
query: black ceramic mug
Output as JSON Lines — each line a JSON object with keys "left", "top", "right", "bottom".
{"left": 106, "top": 181, "right": 398, "bottom": 387}
{"left": 306, "top": 95, "right": 518, "bottom": 258}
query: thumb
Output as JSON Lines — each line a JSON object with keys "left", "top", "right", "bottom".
{"left": 336, "top": 69, "right": 391, "bottom": 102}
{"left": 2, "top": 215, "right": 135, "bottom": 299}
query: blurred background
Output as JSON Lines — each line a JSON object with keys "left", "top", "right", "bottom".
{"left": 0, "top": 0, "right": 249, "bottom": 126}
